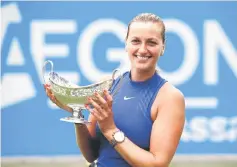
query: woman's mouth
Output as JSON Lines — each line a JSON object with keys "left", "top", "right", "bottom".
{"left": 135, "top": 55, "right": 152, "bottom": 60}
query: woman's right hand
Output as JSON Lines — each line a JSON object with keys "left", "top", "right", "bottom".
{"left": 44, "top": 84, "right": 73, "bottom": 113}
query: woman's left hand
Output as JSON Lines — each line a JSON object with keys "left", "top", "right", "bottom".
{"left": 85, "top": 90, "right": 117, "bottom": 134}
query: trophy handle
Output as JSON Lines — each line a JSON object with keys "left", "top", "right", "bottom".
{"left": 42, "top": 60, "right": 54, "bottom": 84}
{"left": 111, "top": 69, "right": 123, "bottom": 97}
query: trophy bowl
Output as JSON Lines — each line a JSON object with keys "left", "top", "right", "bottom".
{"left": 42, "top": 60, "right": 122, "bottom": 124}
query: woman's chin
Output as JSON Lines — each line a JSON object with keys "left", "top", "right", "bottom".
{"left": 133, "top": 64, "right": 152, "bottom": 72}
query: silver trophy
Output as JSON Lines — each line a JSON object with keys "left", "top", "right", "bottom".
{"left": 42, "top": 60, "right": 123, "bottom": 124}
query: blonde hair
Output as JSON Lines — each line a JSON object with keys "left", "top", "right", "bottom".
{"left": 126, "top": 13, "right": 166, "bottom": 43}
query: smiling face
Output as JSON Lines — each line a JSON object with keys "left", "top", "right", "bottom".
{"left": 125, "top": 21, "right": 165, "bottom": 73}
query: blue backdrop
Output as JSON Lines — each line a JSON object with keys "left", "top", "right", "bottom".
{"left": 1, "top": 1, "right": 237, "bottom": 156}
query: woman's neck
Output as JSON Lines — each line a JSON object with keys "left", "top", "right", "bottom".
{"left": 130, "top": 68, "right": 156, "bottom": 82}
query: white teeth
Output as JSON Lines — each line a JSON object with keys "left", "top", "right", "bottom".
{"left": 137, "top": 55, "right": 149, "bottom": 60}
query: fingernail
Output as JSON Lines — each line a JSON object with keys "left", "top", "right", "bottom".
{"left": 95, "top": 92, "right": 98, "bottom": 96}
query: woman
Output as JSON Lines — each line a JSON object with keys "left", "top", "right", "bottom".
{"left": 45, "top": 13, "right": 185, "bottom": 167}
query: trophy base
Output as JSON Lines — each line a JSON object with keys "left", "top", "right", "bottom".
{"left": 60, "top": 116, "right": 90, "bottom": 124}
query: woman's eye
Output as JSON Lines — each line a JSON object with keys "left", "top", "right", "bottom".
{"left": 131, "top": 40, "right": 140, "bottom": 43}
{"left": 148, "top": 41, "right": 157, "bottom": 45}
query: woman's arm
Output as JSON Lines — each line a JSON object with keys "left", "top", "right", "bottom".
{"left": 87, "top": 85, "right": 185, "bottom": 167}
{"left": 74, "top": 114, "right": 100, "bottom": 163}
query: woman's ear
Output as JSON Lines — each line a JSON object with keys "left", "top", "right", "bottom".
{"left": 161, "top": 45, "right": 165, "bottom": 56}
{"left": 161, "top": 49, "right": 164, "bottom": 56}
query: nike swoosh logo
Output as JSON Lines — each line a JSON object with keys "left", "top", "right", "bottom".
{"left": 124, "top": 96, "right": 135, "bottom": 100}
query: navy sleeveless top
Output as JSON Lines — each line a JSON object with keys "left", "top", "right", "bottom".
{"left": 95, "top": 71, "right": 166, "bottom": 167}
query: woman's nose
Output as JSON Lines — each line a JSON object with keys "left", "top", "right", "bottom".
{"left": 137, "top": 44, "right": 148, "bottom": 55}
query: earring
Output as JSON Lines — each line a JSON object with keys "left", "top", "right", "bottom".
{"left": 161, "top": 50, "right": 164, "bottom": 55}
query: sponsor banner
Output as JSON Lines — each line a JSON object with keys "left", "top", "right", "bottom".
{"left": 1, "top": 1, "right": 237, "bottom": 156}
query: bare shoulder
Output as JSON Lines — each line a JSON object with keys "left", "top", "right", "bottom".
{"left": 151, "top": 82, "right": 185, "bottom": 120}
{"left": 159, "top": 82, "right": 184, "bottom": 102}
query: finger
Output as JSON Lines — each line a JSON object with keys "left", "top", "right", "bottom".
{"left": 45, "top": 89, "right": 50, "bottom": 97}
{"left": 94, "top": 92, "right": 109, "bottom": 110}
{"left": 90, "top": 95, "right": 102, "bottom": 105}
{"left": 46, "top": 89, "right": 55, "bottom": 102}
{"left": 104, "top": 90, "right": 113, "bottom": 108}
{"left": 44, "top": 84, "right": 51, "bottom": 89}
{"left": 46, "top": 89, "right": 52, "bottom": 98}
{"left": 85, "top": 105, "right": 102, "bottom": 121}
{"left": 51, "top": 94, "right": 56, "bottom": 101}
{"left": 45, "top": 83, "right": 50, "bottom": 87}
{"left": 87, "top": 98, "right": 107, "bottom": 118}
{"left": 49, "top": 94, "right": 56, "bottom": 103}
{"left": 50, "top": 95, "right": 64, "bottom": 108}
{"left": 44, "top": 87, "right": 68, "bottom": 110}
{"left": 51, "top": 96, "right": 63, "bottom": 107}
{"left": 46, "top": 87, "right": 53, "bottom": 95}
{"left": 88, "top": 97, "right": 102, "bottom": 109}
